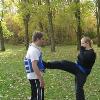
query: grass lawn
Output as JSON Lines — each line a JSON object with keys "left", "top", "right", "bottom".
{"left": 0, "top": 44, "right": 100, "bottom": 100}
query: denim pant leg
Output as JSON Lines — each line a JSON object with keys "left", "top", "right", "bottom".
{"left": 75, "top": 72, "right": 87, "bottom": 100}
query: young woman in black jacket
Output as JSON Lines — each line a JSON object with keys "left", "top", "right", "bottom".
{"left": 43, "top": 36, "right": 96, "bottom": 100}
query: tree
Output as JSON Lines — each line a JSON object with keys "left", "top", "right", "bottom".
{"left": 37, "top": 0, "right": 44, "bottom": 32}
{"left": 19, "top": 0, "right": 30, "bottom": 50}
{"left": 23, "top": 13, "right": 30, "bottom": 50}
{"left": 96, "top": 0, "right": 100, "bottom": 47}
{"left": 46, "top": 0, "right": 55, "bottom": 52}
{"left": 74, "top": 0, "right": 82, "bottom": 50}
{"left": 0, "top": 0, "right": 5, "bottom": 51}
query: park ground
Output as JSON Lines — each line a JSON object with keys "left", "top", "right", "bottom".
{"left": 0, "top": 44, "right": 100, "bottom": 100}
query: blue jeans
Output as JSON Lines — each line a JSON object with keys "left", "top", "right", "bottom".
{"left": 44, "top": 60, "right": 88, "bottom": 100}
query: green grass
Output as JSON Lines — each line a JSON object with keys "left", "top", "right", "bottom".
{"left": 0, "top": 44, "right": 100, "bottom": 100}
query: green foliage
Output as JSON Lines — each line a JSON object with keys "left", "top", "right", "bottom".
{"left": 1, "top": 21, "right": 13, "bottom": 39}
{"left": 1, "top": 0, "right": 97, "bottom": 45}
{"left": 82, "top": 31, "right": 97, "bottom": 39}
{"left": 0, "top": 45, "right": 100, "bottom": 99}
{"left": 18, "top": 0, "right": 37, "bottom": 18}
{"left": 81, "top": 1, "right": 95, "bottom": 17}
{"left": 2, "top": 14, "right": 24, "bottom": 44}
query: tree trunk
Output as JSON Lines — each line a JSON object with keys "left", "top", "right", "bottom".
{"left": 75, "top": 0, "right": 82, "bottom": 50}
{"left": 46, "top": 0, "right": 55, "bottom": 52}
{"left": 21, "top": 0, "right": 30, "bottom": 50}
{"left": 38, "top": 22, "right": 43, "bottom": 32}
{"left": 96, "top": 0, "right": 100, "bottom": 47}
{"left": 38, "top": 0, "right": 43, "bottom": 32}
{"left": 12, "top": 32, "right": 19, "bottom": 45}
{"left": 0, "top": 0, "right": 5, "bottom": 51}
{"left": 0, "top": 21, "right": 5, "bottom": 51}
{"left": 23, "top": 14, "right": 30, "bottom": 50}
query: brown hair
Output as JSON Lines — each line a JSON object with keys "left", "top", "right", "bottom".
{"left": 32, "top": 31, "right": 43, "bottom": 42}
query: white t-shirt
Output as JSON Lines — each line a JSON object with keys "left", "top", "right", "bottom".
{"left": 25, "top": 43, "right": 42, "bottom": 79}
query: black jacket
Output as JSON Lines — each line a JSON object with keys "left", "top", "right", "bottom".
{"left": 77, "top": 46, "right": 96, "bottom": 70}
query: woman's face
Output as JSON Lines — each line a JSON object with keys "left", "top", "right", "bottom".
{"left": 81, "top": 38, "right": 87, "bottom": 47}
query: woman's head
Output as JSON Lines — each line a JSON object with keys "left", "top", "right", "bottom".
{"left": 81, "top": 36, "right": 93, "bottom": 48}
